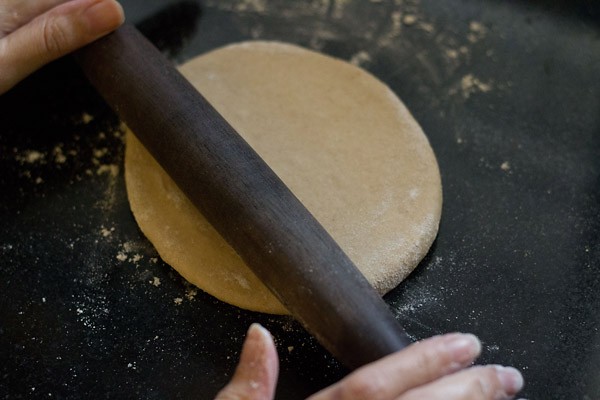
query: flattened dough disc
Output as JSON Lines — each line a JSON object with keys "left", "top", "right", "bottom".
{"left": 124, "top": 41, "right": 442, "bottom": 315}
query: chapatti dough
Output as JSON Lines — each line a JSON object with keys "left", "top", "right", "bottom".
{"left": 124, "top": 41, "right": 442, "bottom": 315}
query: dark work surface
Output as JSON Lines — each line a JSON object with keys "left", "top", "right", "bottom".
{"left": 1, "top": 0, "right": 598, "bottom": 399}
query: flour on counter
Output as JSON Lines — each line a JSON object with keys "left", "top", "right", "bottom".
{"left": 449, "top": 73, "right": 494, "bottom": 99}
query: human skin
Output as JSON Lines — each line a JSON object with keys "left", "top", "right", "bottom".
{"left": 0, "top": 2, "right": 524, "bottom": 398}
{"left": 0, "top": 0, "right": 125, "bottom": 93}
{"left": 217, "top": 324, "right": 524, "bottom": 400}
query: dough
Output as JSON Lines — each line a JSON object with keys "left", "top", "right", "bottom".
{"left": 124, "top": 41, "right": 442, "bottom": 315}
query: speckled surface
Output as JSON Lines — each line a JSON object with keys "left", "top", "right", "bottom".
{"left": 1, "top": 1, "right": 599, "bottom": 398}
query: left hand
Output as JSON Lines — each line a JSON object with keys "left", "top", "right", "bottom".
{"left": 0, "top": 0, "right": 124, "bottom": 94}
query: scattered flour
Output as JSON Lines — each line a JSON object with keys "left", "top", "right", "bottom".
{"left": 449, "top": 73, "right": 493, "bottom": 99}
{"left": 80, "top": 112, "right": 94, "bottom": 124}
{"left": 349, "top": 50, "right": 372, "bottom": 66}
{"left": 114, "top": 241, "right": 153, "bottom": 265}
{"left": 151, "top": 277, "right": 161, "bottom": 287}
{"left": 52, "top": 145, "right": 67, "bottom": 164}
{"left": 402, "top": 14, "right": 417, "bottom": 26}
{"left": 100, "top": 226, "right": 115, "bottom": 237}
{"left": 185, "top": 287, "right": 198, "bottom": 300}
{"left": 17, "top": 150, "right": 45, "bottom": 164}
{"left": 468, "top": 21, "right": 487, "bottom": 43}
{"left": 96, "top": 164, "right": 119, "bottom": 177}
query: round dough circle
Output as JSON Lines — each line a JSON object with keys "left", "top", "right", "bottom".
{"left": 124, "top": 41, "right": 442, "bottom": 315}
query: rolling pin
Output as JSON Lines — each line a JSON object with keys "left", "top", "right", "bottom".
{"left": 75, "top": 24, "right": 411, "bottom": 369}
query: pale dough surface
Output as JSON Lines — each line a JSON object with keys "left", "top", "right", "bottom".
{"left": 124, "top": 41, "right": 442, "bottom": 315}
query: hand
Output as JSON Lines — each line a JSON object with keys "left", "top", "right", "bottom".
{"left": 217, "top": 324, "right": 524, "bottom": 400}
{"left": 0, "top": 0, "right": 124, "bottom": 94}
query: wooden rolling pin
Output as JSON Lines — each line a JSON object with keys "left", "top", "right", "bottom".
{"left": 75, "top": 24, "right": 411, "bottom": 369}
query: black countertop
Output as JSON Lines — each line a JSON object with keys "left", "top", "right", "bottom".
{"left": 1, "top": 1, "right": 599, "bottom": 398}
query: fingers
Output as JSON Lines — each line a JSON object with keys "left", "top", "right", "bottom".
{"left": 308, "top": 333, "right": 481, "bottom": 400}
{"left": 215, "top": 323, "right": 279, "bottom": 400}
{"left": 0, "top": 0, "right": 124, "bottom": 94}
{"left": 0, "top": 0, "right": 71, "bottom": 36}
{"left": 398, "top": 365, "right": 524, "bottom": 400}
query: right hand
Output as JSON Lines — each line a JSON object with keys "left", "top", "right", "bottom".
{"left": 216, "top": 324, "right": 524, "bottom": 400}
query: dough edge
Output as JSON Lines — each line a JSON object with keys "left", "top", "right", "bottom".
{"left": 124, "top": 40, "right": 443, "bottom": 315}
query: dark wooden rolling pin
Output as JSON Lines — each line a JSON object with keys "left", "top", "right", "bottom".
{"left": 75, "top": 24, "right": 411, "bottom": 369}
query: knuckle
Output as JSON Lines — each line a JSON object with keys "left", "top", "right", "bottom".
{"left": 41, "top": 17, "right": 69, "bottom": 55}
{"left": 413, "top": 343, "right": 443, "bottom": 376}
{"left": 465, "top": 367, "right": 499, "bottom": 399}
{"left": 467, "top": 376, "right": 491, "bottom": 398}
{"left": 338, "top": 373, "right": 387, "bottom": 400}
{"left": 0, "top": 12, "right": 18, "bottom": 37}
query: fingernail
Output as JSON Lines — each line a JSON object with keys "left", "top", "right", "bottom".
{"left": 495, "top": 366, "right": 524, "bottom": 395}
{"left": 446, "top": 333, "right": 481, "bottom": 364}
{"left": 83, "top": 0, "right": 125, "bottom": 34}
{"left": 248, "top": 323, "right": 270, "bottom": 338}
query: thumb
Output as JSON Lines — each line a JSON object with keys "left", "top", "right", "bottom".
{"left": 215, "top": 323, "right": 279, "bottom": 400}
{"left": 0, "top": 0, "right": 124, "bottom": 94}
